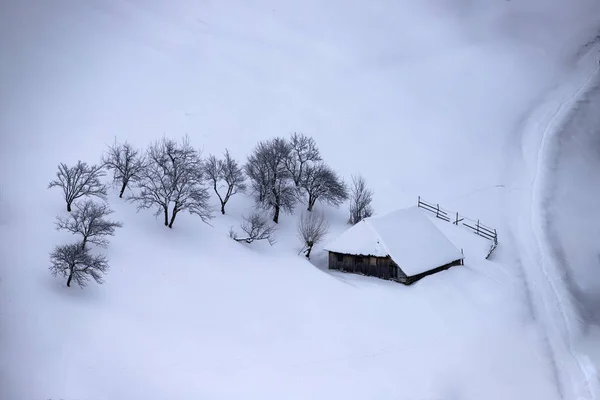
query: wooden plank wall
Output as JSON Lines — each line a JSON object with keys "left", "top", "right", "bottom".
{"left": 328, "top": 252, "right": 463, "bottom": 285}
{"left": 328, "top": 252, "right": 403, "bottom": 281}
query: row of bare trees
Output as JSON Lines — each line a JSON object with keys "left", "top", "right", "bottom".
{"left": 228, "top": 133, "right": 373, "bottom": 252}
{"left": 244, "top": 134, "right": 350, "bottom": 224}
{"left": 47, "top": 177, "right": 122, "bottom": 287}
{"left": 46, "top": 144, "right": 131, "bottom": 288}
{"left": 48, "top": 134, "right": 374, "bottom": 228}
{"left": 46, "top": 133, "right": 375, "bottom": 285}
{"left": 244, "top": 133, "right": 373, "bottom": 224}
{"left": 227, "top": 209, "right": 329, "bottom": 260}
{"left": 230, "top": 134, "right": 373, "bottom": 257}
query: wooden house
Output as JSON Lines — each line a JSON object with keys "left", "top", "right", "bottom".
{"left": 324, "top": 207, "right": 464, "bottom": 285}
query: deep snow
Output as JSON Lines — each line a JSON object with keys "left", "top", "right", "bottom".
{"left": 2, "top": 1, "right": 600, "bottom": 399}
{"left": 551, "top": 80, "right": 600, "bottom": 327}
{"left": 503, "top": 42, "right": 600, "bottom": 400}
{"left": 546, "top": 73, "right": 600, "bottom": 397}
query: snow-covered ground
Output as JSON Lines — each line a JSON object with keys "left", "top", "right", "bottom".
{"left": 546, "top": 74, "right": 600, "bottom": 396}
{"left": 502, "top": 40, "right": 600, "bottom": 399}
{"left": 551, "top": 79, "right": 600, "bottom": 330}
{"left": 1, "top": 1, "right": 600, "bottom": 399}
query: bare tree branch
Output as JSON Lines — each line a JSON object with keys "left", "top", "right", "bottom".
{"left": 55, "top": 199, "right": 122, "bottom": 250}
{"left": 49, "top": 243, "right": 109, "bottom": 288}
{"left": 348, "top": 174, "right": 374, "bottom": 225}
{"left": 245, "top": 137, "right": 296, "bottom": 223}
{"left": 128, "top": 136, "right": 213, "bottom": 228}
{"left": 48, "top": 161, "right": 107, "bottom": 212}
{"left": 285, "top": 132, "right": 321, "bottom": 187}
{"left": 229, "top": 212, "right": 276, "bottom": 245}
{"left": 101, "top": 138, "right": 146, "bottom": 198}
{"left": 301, "top": 163, "right": 348, "bottom": 211}
{"left": 204, "top": 149, "right": 246, "bottom": 215}
{"left": 298, "top": 210, "right": 329, "bottom": 259}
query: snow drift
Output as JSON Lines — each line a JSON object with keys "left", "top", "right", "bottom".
{"left": 2, "top": 1, "right": 600, "bottom": 399}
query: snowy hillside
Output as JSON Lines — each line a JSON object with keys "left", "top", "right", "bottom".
{"left": 2, "top": 1, "right": 600, "bottom": 399}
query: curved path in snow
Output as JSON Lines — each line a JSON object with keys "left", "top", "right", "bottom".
{"left": 544, "top": 65, "right": 600, "bottom": 398}
{"left": 507, "top": 42, "right": 600, "bottom": 399}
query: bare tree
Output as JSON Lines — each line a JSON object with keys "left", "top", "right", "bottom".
{"left": 55, "top": 199, "right": 123, "bottom": 250}
{"left": 245, "top": 138, "right": 296, "bottom": 223}
{"left": 301, "top": 163, "right": 348, "bottom": 212}
{"left": 285, "top": 132, "right": 321, "bottom": 187}
{"left": 204, "top": 149, "right": 246, "bottom": 215}
{"left": 298, "top": 210, "right": 329, "bottom": 259}
{"left": 49, "top": 243, "right": 109, "bottom": 288}
{"left": 348, "top": 174, "right": 374, "bottom": 225}
{"left": 229, "top": 212, "right": 276, "bottom": 245}
{"left": 128, "top": 136, "right": 213, "bottom": 228}
{"left": 101, "top": 138, "right": 146, "bottom": 198}
{"left": 48, "top": 161, "right": 107, "bottom": 212}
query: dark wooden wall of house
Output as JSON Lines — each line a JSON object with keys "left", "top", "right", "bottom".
{"left": 328, "top": 252, "right": 406, "bottom": 282}
{"left": 328, "top": 252, "right": 463, "bottom": 285}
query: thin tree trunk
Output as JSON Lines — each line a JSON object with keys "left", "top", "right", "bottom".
{"left": 305, "top": 245, "right": 313, "bottom": 259}
{"left": 67, "top": 272, "right": 73, "bottom": 287}
{"left": 273, "top": 204, "right": 280, "bottom": 224}
{"left": 297, "top": 163, "right": 303, "bottom": 187}
{"left": 119, "top": 180, "right": 127, "bottom": 198}
{"left": 213, "top": 182, "right": 225, "bottom": 215}
{"left": 168, "top": 209, "right": 178, "bottom": 228}
{"left": 307, "top": 197, "right": 315, "bottom": 212}
{"left": 67, "top": 202, "right": 72, "bottom": 212}
{"left": 81, "top": 237, "right": 87, "bottom": 250}
{"left": 163, "top": 207, "right": 169, "bottom": 227}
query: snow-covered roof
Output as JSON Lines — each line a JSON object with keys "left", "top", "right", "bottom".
{"left": 324, "top": 207, "right": 464, "bottom": 276}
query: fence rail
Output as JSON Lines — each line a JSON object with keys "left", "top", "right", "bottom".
{"left": 417, "top": 196, "right": 498, "bottom": 259}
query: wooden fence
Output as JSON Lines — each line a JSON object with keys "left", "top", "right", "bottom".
{"left": 418, "top": 196, "right": 498, "bottom": 259}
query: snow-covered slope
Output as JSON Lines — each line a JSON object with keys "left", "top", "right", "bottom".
{"left": 541, "top": 60, "right": 600, "bottom": 398}
{"left": 551, "top": 80, "right": 600, "bottom": 334}
{"left": 504, "top": 41, "right": 600, "bottom": 400}
{"left": 549, "top": 78, "right": 600, "bottom": 396}
{"left": 2, "top": 1, "right": 600, "bottom": 399}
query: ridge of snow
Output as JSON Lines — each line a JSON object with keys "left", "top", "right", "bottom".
{"left": 509, "top": 39, "right": 600, "bottom": 400}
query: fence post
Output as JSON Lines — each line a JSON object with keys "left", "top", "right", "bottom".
{"left": 455, "top": 212, "right": 459, "bottom": 225}
{"left": 418, "top": 196, "right": 421, "bottom": 207}
{"left": 436, "top": 204, "right": 440, "bottom": 218}
{"left": 476, "top": 219, "right": 480, "bottom": 236}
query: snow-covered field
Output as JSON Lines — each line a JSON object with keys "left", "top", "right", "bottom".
{"left": 1, "top": 1, "right": 600, "bottom": 399}
{"left": 551, "top": 79, "right": 600, "bottom": 329}
{"left": 547, "top": 75, "right": 600, "bottom": 394}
